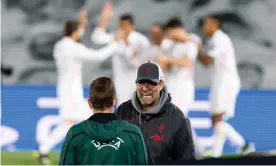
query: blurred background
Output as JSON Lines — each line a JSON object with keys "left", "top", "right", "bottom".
{"left": 1, "top": 0, "right": 276, "bottom": 88}
{"left": 1, "top": 0, "right": 276, "bottom": 164}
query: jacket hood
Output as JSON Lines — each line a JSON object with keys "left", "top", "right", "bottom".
{"left": 131, "top": 85, "right": 171, "bottom": 114}
{"left": 81, "top": 114, "right": 124, "bottom": 142}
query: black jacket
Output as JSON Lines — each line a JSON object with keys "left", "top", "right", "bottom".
{"left": 116, "top": 86, "right": 195, "bottom": 164}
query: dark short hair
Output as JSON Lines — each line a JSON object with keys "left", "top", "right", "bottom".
{"left": 120, "top": 13, "right": 134, "bottom": 25}
{"left": 206, "top": 14, "right": 221, "bottom": 28}
{"left": 64, "top": 20, "right": 79, "bottom": 36}
{"left": 89, "top": 77, "right": 116, "bottom": 110}
{"left": 164, "top": 17, "right": 183, "bottom": 30}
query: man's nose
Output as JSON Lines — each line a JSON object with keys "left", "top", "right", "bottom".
{"left": 142, "top": 84, "right": 150, "bottom": 90}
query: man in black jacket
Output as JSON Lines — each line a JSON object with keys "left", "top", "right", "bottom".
{"left": 116, "top": 61, "right": 195, "bottom": 164}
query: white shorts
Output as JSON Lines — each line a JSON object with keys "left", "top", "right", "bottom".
{"left": 59, "top": 97, "right": 93, "bottom": 121}
{"left": 210, "top": 77, "right": 241, "bottom": 119}
{"left": 168, "top": 79, "right": 194, "bottom": 116}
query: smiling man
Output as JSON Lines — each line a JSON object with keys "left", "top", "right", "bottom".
{"left": 116, "top": 61, "right": 195, "bottom": 164}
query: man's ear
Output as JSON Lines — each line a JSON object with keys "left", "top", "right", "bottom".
{"left": 113, "top": 98, "right": 118, "bottom": 107}
{"left": 88, "top": 99, "right": 93, "bottom": 109}
{"left": 159, "top": 80, "right": 165, "bottom": 91}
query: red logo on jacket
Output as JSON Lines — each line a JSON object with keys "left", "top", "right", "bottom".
{"left": 151, "top": 124, "right": 165, "bottom": 142}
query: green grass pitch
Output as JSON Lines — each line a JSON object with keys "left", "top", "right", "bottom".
{"left": 1, "top": 152, "right": 240, "bottom": 165}
{"left": 1, "top": 152, "right": 60, "bottom": 165}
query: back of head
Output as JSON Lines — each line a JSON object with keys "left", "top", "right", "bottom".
{"left": 89, "top": 77, "right": 116, "bottom": 111}
{"left": 164, "top": 17, "right": 183, "bottom": 30}
{"left": 120, "top": 13, "right": 135, "bottom": 25}
{"left": 64, "top": 20, "right": 79, "bottom": 37}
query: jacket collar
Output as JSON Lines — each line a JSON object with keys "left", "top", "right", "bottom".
{"left": 89, "top": 113, "right": 118, "bottom": 123}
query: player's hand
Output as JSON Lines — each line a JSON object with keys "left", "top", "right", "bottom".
{"left": 154, "top": 56, "right": 171, "bottom": 71}
{"left": 79, "top": 9, "right": 88, "bottom": 28}
{"left": 98, "top": 1, "right": 113, "bottom": 29}
{"left": 159, "top": 61, "right": 171, "bottom": 71}
{"left": 101, "top": 1, "right": 114, "bottom": 21}
{"left": 197, "top": 43, "right": 202, "bottom": 49}
{"left": 155, "top": 55, "right": 169, "bottom": 63}
{"left": 114, "top": 29, "right": 126, "bottom": 41}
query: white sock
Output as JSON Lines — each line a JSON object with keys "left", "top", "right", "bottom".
{"left": 223, "top": 122, "right": 245, "bottom": 147}
{"left": 212, "top": 121, "right": 246, "bottom": 157}
{"left": 39, "top": 123, "right": 72, "bottom": 154}
{"left": 191, "top": 128, "right": 205, "bottom": 154}
{"left": 212, "top": 121, "right": 227, "bottom": 157}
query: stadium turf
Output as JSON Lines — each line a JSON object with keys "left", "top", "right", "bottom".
{"left": 1, "top": 152, "right": 60, "bottom": 165}
{"left": 1, "top": 152, "right": 240, "bottom": 165}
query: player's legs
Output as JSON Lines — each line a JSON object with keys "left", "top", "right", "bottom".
{"left": 39, "top": 119, "right": 73, "bottom": 155}
{"left": 37, "top": 115, "right": 73, "bottom": 165}
{"left": 169, "top": 80, "right": 205, "bottom": 154}
{"left": 210, "top": 81, "right": 247, "bottom": 157}
{"left": 211, "top": 114, "right": 227, "bottom": 157}
{"left": 38, "top": 100, "right": 90, "bottom": 164}
{"left": 211, "top": 114, "right": 246, "bottom": 157}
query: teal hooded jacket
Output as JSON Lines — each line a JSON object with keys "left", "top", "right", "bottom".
{"left": 59, "top": 113, "right": 148, "bottom": 165}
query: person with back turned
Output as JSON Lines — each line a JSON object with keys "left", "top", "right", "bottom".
{"left": 59, "top": 77, "right": 148, "bottom": 165}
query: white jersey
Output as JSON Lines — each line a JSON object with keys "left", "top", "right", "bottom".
{"left": 91, "top": 28, "right": 150, "bottom": 104}
{"left": 91, "top": 28, "right": 151, "bottom": 73}
{"left": 189, "top": 33, "right": 202, "bottom": 45}
{"left": 146, "top": 39, "right": 174, "bottom": 59}
{"left": 53, "top": 37, "right": 119, "bottom": 120}
{"left": 206, "top": 30, "right": 240, "bottom": 118}
{"left": 167, "top": 41, "right": 198, "bottom": 114}
{"left": 206, "top": 30, "right": 240, "bottom": 85}
{"left": 145, "top": 39, "right": 175, "bottom": 80}
{"left": 170, "top": 41, "right": 198, "bottom": 81}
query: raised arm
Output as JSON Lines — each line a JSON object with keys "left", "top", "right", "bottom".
{"left": 71, "top": 42, "right": 119, "bottom": 61}
{"left": 91, "top": 1, "right": 114, "bottom": 44}
{"left": 91, "top": 28, "right": 114, "bottom": 45}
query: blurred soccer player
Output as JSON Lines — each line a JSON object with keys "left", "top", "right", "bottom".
{"left": 195, "top": 15, "right": 255, "bottom": 157}
{"left": 148, "top": 23, "right": 174, "bottom": 73}
{"left": 155, "top": 18, "right": 205, "bottom": 155}
{"left": 91, "top": 1, "right": 150, "bottom": 105}
{"left": 37, "top": 11, "right": 123, "bottom": 165}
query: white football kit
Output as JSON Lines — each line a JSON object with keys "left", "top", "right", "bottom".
{"left": 149, "top": 37, "right": 206, "bottom": 154}
{"left": 91, "top": 28, "right": 150, "bottom": 105}
{"left": 53, "top": 37, "right": 119, "bottom": 121}
{"left": 146, "top": 39, "right": 174, "bottom": 78}
{"left": 167, "top": 41, "right": 198, "bottom": 115}
{"left": 206, "top": 30, "right": 241, "bottom": 118}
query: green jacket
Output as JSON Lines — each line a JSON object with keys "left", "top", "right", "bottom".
{"left": 59, "top": 113, "right": 148, "bottom": 165}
